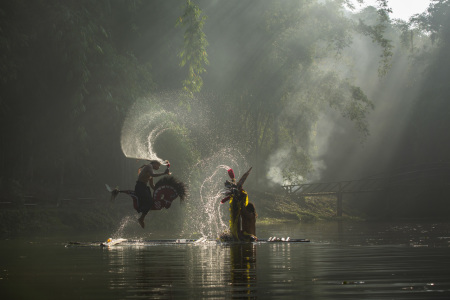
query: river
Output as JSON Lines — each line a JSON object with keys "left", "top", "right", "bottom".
{"left": 1, "top": 221, "right": 449, "bottom": 299}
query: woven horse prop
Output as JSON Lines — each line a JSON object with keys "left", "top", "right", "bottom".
{"left": 106, "top": 176, "right": 187, "bottom": 212}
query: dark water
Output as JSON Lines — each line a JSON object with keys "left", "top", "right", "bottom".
{"left": 1, "top": 221, "right": 450, "bottom": 299}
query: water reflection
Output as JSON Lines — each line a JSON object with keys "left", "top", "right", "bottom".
{"left": 104, "top": 244, "right": 230, "bottom": 298}
{"left": 102, "top": 242, "right": 260, "bottom": 299}
{"left": 229, "top": 243, "right": 257, "bottom": 298}
{"left": 105, "top": 247, "right": 128, "bottom": 289}
{"left": 262, "top": 242, "right": 318, "bottom": 298}
{"left": 71, "top": 222, "right": 450, "bottom": 299}
{"left": 3, "top": 221, "right": 448, "bottom": 299}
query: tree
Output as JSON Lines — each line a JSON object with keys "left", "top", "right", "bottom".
{"left": 406, "top": 0, "right": 450, "bottom": 164}
{"left": 176, "top": 0, "right": 209, "bottom": 97}
{"left": 0, "top": 0, "right": 155, "bottom": 198}
{"left": 194, "top": 0, "right": 379, "bottom": 184}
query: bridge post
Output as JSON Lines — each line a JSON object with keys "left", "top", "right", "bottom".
{"left": 336, "top": 192, "right": 343, "bottom": 217}
{"left": 336, "top": 183, "right": 343, "bottom": 217}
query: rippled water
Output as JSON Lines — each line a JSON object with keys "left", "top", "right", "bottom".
{"left": 1, "top": 221, "right": 450, "bottom": 299}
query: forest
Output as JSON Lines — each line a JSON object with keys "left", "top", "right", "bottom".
{"left": 1, "top": 0, "right": 450, "bottom": 234}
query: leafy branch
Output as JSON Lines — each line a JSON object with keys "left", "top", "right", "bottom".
{"left": 176, "top": 0, "right": 209, "bottom": 97}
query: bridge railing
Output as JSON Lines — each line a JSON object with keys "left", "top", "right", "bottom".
{"left": 282, "top": 178, "right": 389, "bottom": 196}
{"left": 282, "top": 163, "right": 450, "bottom": 216}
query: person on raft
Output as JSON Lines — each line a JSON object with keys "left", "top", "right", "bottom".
{"left": 241, "top": 202, "right": 257, "bottom": 238}
{"left": 136, "top": 160, "right": 170, "bottom": 228}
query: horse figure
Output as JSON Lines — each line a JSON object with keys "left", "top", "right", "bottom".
{"left": 107, "top": 176, "right": 187, "bottom": 211}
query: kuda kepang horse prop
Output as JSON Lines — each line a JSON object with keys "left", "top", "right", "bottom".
{"left": 106, "top": 176, "right": 187, "bottom": 212}
{"left": 219, "top": 167, "right": 257, "bottom": 242}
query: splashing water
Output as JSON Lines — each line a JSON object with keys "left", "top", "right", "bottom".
{"left": 183, "top": 148, "right": 248, "bottom": 239}
{"left": 111, "top": 215, "right": 135, "bottom": 239}
{"left": 198, "top": 165, "right": 230, "bottom": 238}
{"left": 121, "top": 105, "right": 175, "bottom": 162}
{"left": 121, "top": 91, "right": 215, "bottom": 163}
{"left": 120, "top": 92, "right": 249, "bottom": 239}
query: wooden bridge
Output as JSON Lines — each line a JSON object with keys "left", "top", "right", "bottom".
{"left": 282, "top": 163, "right": 450, "bottom": 216}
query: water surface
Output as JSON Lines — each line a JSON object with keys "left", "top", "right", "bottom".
{"left": 1, "top": 221, "right": 449, "bottom": 299}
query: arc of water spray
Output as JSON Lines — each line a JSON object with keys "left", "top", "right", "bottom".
{"left": 182, "top": 146, "right": 248, "bottom": 239}
{"left": 145, "top": 125, "right": 172, "bottom": 163}
{"left": 196, "top": 165, "right": 231, "bottom": 238}
{"left": 121, "top": 108, "right": 175, "bottom": 164}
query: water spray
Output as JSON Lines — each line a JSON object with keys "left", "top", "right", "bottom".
{"left": 119, "top": 93, "right": 250, "bottom": 239}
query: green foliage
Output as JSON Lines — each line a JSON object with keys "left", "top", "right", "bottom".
{"left": 176, "top": 0, "right": 209, "bottom": 97}
{"left": 404, "top": 0, "right": 450, "bottom": 164}
{"left": 0, "top": 0, "right": 382, "bottom": 190}
{"left": 354, "top": 1, "right": 394, "bottom": 76}
{"left": 0, "top": 0, "right": 155, "bottom": 189}
{"left": 197, "top": 0, "right": 377, "bottom": 183}
{"left": 411, "top": 0, "right": 450, "bottom": 44}
{"left": 2, "top": 0, "right": 449, "bottom": 222}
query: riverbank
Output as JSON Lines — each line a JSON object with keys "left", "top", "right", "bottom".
{"left": 253, "top": 189, "right": 450, "bottom": 224}
{"left": 0, "top": 190, "right": 359, "bottom": 237}
{"left": 253, "top": 190, "right": 362, "bottom": 224}
{"left": 0, "top": 206, "right": 123, "bottom": 237}
{"left": 4, "top": 188, "right": 447, "bottom": 238}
